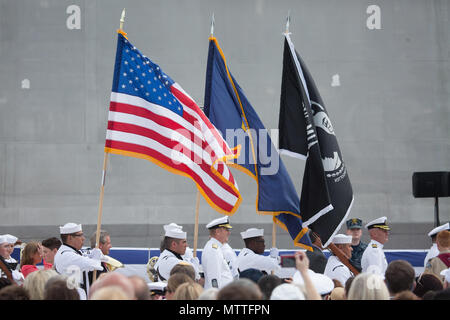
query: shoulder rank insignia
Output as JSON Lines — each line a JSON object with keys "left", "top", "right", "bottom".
{"left": 372, "top": 244, "right": 378, "bottom": 248}
{"left": 212, "top": 244, "right": 218, "bottom": 249}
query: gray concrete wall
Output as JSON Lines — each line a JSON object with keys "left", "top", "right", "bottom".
{"left": 0, "top": 0, "right": 449, "bottom": 250}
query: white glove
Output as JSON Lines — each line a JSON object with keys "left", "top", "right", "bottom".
{"left": 12, "top": 270, "right": 24, "bottom": 281}
{"left": 191, "top": 257, "right": 200, "bottom": 267}
{"left": 89, "top": 248, "right": 108, "bottom": 262}
{"left": 269, "top": 247, "right": 279, "bottom": 258}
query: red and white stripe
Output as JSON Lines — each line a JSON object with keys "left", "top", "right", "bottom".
{"left": 105, "top": 86, "right": 241, "bottom": 214}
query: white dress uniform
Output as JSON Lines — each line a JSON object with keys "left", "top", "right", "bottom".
{"left": 1, "top": 234, "right": 24, "bottom": 284}
{"left": 361, "top": 217, "right": 390, "bottom": 276}
{"left": 236, "top": 228, "right": 280, "bottom": 275}
{"left": 154, "top": 249, "right": 200, "bottom": 282}
{"left": 236, "top": 248, "right": 280, "bottom": 274}
{"left": 424, "top": 223, "right": 450, "bottom": 267}
{"left": 53, "top": 223, "right": 103, "bottom": 295}
{"left": 54, "top": 244, "right": 103, "bottom": 290}
{"left": 361, "top": 240, "right": 388, "bottom": 275}
{"left": 202, "top": 237, "right": 233, "bottom": 289}
{"left": 202, "top": 216, "right": 235, "bottom": 288}
{"left": 221, "top": 243, "right": 238, "bottom": 278}
{"left": 324, "top": 234, "right": 353, "bottom": 285}
{"left": 182, "top": 246, "right": 202, "bottom": 279}
{"left": 155, "top": 223, "right": 200, "bottom": 281}
{"left": 324, "top": 255, "right": 353, "bottom": 285}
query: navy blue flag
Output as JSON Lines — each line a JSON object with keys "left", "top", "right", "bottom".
{"left": 278, "top": 33, "right": 354, "bottom": 247}
{"left": 204, "top": 36, "right": 312, "bottom": 250}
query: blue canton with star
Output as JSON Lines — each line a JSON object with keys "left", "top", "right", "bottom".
{"left": 113, "top": 34, "right": 183, "bottom": 116}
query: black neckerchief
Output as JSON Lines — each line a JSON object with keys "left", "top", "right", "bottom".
{"left": 167, "top": 249, "right": 183, "bottom": 260}
{"left": 63, "top": 243, "right": 82, "bottom": 255}
{"left": 0, "top": 256, "right": 13, "bottom": 272}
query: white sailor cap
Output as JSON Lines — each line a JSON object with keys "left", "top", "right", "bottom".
{"left": 59, "top": 223, "right": 82, "bottom": 234}
{"left": 0, "top": 235, "right": 7, "bottom": 244}
{"left": 428, "top": 222, "right": 450, "bottom": 237}
{"left": 206, "top": 216, "right": 232, "bottom": 229}
{"left": 293, "top": 269, "right": 334, "bottom": 296}
{"left": 163, "top": 223, "right": 183, "bottom": 232}
{"left": 332, "top": 234, "right": 352, "bottom": 244}
{"left": 240, "top": 228, "right": 264, "bottom": 239}
{"left": 165, "top": 228, "right": 187, "bottom": 239}
{"left": 147, "top": 281, "right": 167, "bottom": 294}
{"left": 441, "top": 268, "right": 450, "bottom": 283}
{"left": 3, "top": 234, "right": 18, "bottom": 245}
{"left": 270, "top": 283, "right": 305, "bottom": 300}
{"left": 365, "top": 216, "right": 390, "bottom": 231}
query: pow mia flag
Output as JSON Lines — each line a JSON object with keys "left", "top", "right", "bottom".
{"left": 278, "top": 33, "right": 354, "bottom": 247}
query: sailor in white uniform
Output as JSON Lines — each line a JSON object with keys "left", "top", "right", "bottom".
{"left": 324, "top": 234, "right": 354, "bottom": 286}
{"left": 201, "top": 217, "right": 234, "bottom": 289}
{"left": 424, "top": 223, "right": 450, "bottom": 267}
{"left": 361, "top": 217, "right": 390, "bottom": 276}
{"left": 236, "top": 228, "right": 280, "bottom": 275}
{"left": 154, "top": 225, "right": 199, "bottom": 281}
{"left": 221, "top": 242, "right": 238, "bottom": 278}
{"left": 161, "top": 223, "right": 201, "bottom": 279}
{"left": 54, "top": 223, "right": 106, "bottom": 297}
{"left": 0, "top": 234, "right": 24, "bottom": 284}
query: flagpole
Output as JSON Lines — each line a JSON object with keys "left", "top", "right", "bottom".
{"left": 271, "top": 11, "right": 292, "bottom": 253}
{"left": 285, "top": 10, "right": 291, "bottom": 35}
{"left": 193, "top": 191, "right": 200, "bottom": 257}
{"left": 210, "top": 12, "right": 215, "bottom": 38}
{"left": 93, "top": 9, "right": 125, "bottom": 282}
{"left": 93, "top": 153, "right": 108, "bottom": 283}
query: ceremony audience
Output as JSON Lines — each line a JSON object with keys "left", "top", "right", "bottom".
{"left": 197, "top": 287, "right": 219, "bottom": 300}
{"left": 23, "top": 269, "right": 58, "bottom": 300}
{"left": 129, "top": 275, "right": 151, "bottom": 300}
{"left": 217, "top": 278, "right": 263, "bottom": 300}
{"left": 19, "top": 241, "right": 44, "bottom": 278}
{"left": 169, "top": 262, "right": 196, "bottom": 281}
{"left": 329, "top": 287, "right": 346, "bottom": 300}
{"left": 393, "top": 290, "right": 420, "bottom": 300}
{"left": 269, "top": 283, "right": 305, "bottom": 300}
{"left": 346, "top": 273, "right": 390, "bottom": 300}
{"left": 166, "top": 273, "right": 194, "bottom": 300}
{"left": 0, "top": 284, "right": 30, "bottom": 300}
{"left": 384, "top": 260, "right": 416, "bottom": 297}
{"left": 88, "top": 272, "right": 135, "bottom": 300}
{"left": 413, "top": 273, "right": 443, "bottom": 298}
{"left": 41, "top": 237, "right": 62, "bottom": 269}
{"left": 90, "top": 286, "right": 130, "bottom": 300}
{"left": 257, "top": 274, "right": 283, "bottom": 300}
{"left": 2, "top": 227, "right": 450, "bottom": 301}
{"left": 172, "top": 282, "right": 203, "bottom": 300}
{"left": 43, "top": 275, "right": 80, "bottom": 300}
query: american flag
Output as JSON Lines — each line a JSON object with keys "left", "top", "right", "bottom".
{"left": 105, "top": 32, "right": 242, "bottom": 214}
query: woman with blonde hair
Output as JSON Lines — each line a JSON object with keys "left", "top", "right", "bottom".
{"left": 23, "top": 269, "right": 58, "bottom": 300}
{"left": 20, "top": 241, "right": 44, "bottom": 278}
{"left": 172, "top": 282, "right": 203, "bottom": 300}
{"left": 347, "top": 273, "right": 390, "bottom": 300}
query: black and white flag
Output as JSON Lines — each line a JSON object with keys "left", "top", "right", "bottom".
{"left": 278, "top": 33, "right": 354, "bottom": 247}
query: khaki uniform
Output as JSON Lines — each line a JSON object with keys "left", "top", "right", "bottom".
{"left": 424, "top": 250, "right": 450, "bottom": 283}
